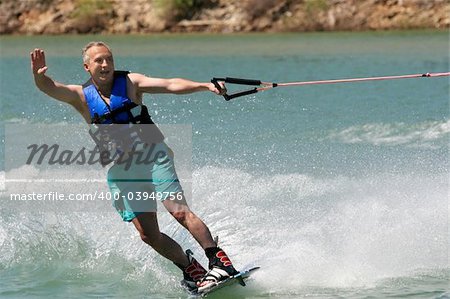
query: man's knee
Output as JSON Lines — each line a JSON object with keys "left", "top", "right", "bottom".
{"left": 139, "top": 229, "right": 162, "bottom": 246}
{"left": 172, "top": 210, "right": 195, "bottom": 225}
{"left": 171, "top": 211, "right": 187, "bottom": 223}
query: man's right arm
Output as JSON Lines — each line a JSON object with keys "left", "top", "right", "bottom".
{"left": 31, "top": 48, "right": 82, "bottom": 105}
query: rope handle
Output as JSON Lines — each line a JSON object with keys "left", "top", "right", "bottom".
{"left": 211, "top": 77, "right": 277, "bottom": 101}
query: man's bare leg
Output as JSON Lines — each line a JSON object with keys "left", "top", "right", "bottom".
{"left": 132, "top": 212, "right": 189, "bottom": 267}
{"left": 163, "top": 193, "right": 239, "bottom": 287}
{"left": 163, "top": 195, "right": 216, "bottom": 249}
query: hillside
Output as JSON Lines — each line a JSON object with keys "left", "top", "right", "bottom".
{"left": 1, "top": 0, "right": 449, "bottom": 34}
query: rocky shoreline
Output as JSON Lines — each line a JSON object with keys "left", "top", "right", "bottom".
{"left": 1, "top": 0, "right": 449, "bottom": 35}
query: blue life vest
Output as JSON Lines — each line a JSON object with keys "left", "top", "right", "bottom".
{"left": 83, "top": 71, "right": 164, "bottom": 166}
{"left": 83, "top": 71, "right": 155, "bottom": 125}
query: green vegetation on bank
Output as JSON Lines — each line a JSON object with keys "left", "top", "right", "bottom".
{"left": 153, "top": 0, "right": 207, "bottom": 21}
{"left": 71, "top": 0, "right": 112, "bottom": 19}
{"left": 305, "top": 0, "right": 329, "bottom": 13}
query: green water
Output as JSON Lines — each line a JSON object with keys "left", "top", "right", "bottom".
{"left": 0, "top": 31, "right": 449, "bottom": 298}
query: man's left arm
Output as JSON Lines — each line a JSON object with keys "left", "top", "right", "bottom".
{"left": 129, "top": 73, "right": 225, "bottom": 95}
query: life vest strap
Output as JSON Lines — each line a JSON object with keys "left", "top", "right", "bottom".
{"left": 92, "top": 102, "right": 139, "bottom": 124}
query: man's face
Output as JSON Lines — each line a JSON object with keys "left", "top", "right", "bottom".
{"left": 84, "top": 45, "right": 114, "bottom": 84}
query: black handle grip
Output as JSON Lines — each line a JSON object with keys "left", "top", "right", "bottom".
{"left": 224, "top": 88, "right": 259, "bottom": 101}
{"left": 223, "top": 77, "right": 262, "bottom": 86}
{"left": 212, "top": 77, "right": 262, "bottom": 101}
{"left": 211, "top": 78, "right": 224, "bottom": 93}
{"left": 212, "top": 77, "right": 262, "bottom": 86}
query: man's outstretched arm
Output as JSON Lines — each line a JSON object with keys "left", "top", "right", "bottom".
{"left": 30, "top": 48, "right": 82, "bottom": 105}
{"left": 129, "top": 73, "right": 225, "bottom": 95}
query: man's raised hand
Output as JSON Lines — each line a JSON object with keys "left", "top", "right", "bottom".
{"left": 30, "top": 48, "right": 48, "bottom": 75}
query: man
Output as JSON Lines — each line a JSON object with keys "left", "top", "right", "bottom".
{"left": 30, "top": 41, "right": 238, "bottom": 292}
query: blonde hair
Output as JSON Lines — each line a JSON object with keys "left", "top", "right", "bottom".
{"left": 82, "top": 41, "right": 112, "bottom": 64}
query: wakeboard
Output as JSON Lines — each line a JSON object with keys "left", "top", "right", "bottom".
{"left": 185, "top": 266, "right": 260, "bottom": 297}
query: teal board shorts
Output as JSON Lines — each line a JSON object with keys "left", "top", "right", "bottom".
{"left": 107, "top": 142, "right": 183, "bottom": 222}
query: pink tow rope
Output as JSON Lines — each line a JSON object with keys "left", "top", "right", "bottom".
{"left": 211, "top": 72, "right": 450, "bottom": 101}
